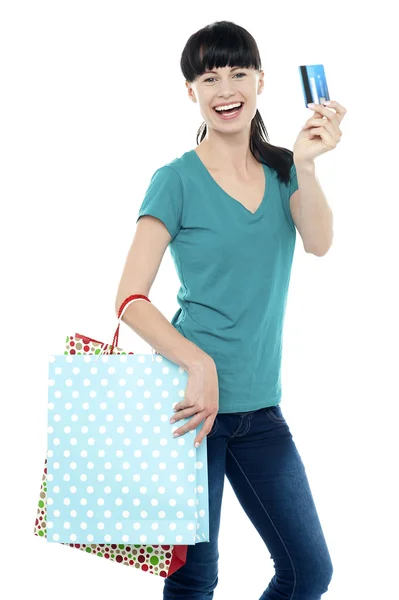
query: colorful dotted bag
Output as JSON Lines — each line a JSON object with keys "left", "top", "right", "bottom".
{"left": 33, "top": 294, "right": 188, "bottom": 578}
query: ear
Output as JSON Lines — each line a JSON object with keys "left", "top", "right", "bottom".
{"left": 258, "top": 70, "right": 264, "bottom": 94}
{"left": 185, "top": 81, "right": 196, "bottom": 103}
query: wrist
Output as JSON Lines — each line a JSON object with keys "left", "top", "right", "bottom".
{"left": 294, "top": 160, "right": 315, "bottom": 175}
{"left": 186, "top": 350, "right": 214, "bottom": 373}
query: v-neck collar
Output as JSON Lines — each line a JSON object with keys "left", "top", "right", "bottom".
{"left": 188, "top": 149, "right": 269, "bottom": 220}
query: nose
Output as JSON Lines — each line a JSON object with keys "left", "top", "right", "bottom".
{"left": 216, "top": 93, "right": 238, "bottom": 103}
{"left": 216, "top": 79, "right": 238, "bottom": 95}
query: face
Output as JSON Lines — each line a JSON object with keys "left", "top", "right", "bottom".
{"left": 186, "top": 65, "right": 264, "bottom": 131}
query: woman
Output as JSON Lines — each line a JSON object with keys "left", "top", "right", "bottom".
{"left": 116, "top": 20, "right": 345, "bottom": 600}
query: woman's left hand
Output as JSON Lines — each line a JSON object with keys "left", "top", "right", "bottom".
{"left": 293, "top": 100, "right": 347, "bottom": 164}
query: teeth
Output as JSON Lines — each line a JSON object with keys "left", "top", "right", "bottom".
{"left": 215, "top": 103, "right": 242, "bottom": 112}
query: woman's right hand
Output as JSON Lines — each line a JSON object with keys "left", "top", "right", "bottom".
{"left": 170, "top": 354, "right": 219, "bottom": 448}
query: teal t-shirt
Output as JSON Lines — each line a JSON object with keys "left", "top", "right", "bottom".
{"left": 136, "top": 149, "right": 298, "bottom": 414}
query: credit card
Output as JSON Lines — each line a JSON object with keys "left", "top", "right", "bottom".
{"left": 298, "top": 64, "right": 330, "bottom": 107}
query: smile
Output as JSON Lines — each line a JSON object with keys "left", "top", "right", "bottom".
{"left": 213, "top": 102, "right": 244, "bottom": 120}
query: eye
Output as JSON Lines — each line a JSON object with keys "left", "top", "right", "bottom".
{"left": 204, "top": 72, "right": 247, "bottom": 83}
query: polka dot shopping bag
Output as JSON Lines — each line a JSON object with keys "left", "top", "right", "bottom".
{"left": 34, "top": 294, "right": 210, "bottom": 578}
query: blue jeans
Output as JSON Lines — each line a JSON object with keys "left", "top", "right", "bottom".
{"left": 163, "top": 404, "right": 333, "bottom": 599}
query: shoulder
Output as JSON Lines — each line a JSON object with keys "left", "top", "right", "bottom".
{"left": 149, "top": 150, "right": 195, "bottom": 191}
{"left": 157, "top": 150, "right": 192, "bottom": 175}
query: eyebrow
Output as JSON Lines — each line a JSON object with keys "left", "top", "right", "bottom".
{"left": 202, "top": 66, "right": 245, "bottom": 75}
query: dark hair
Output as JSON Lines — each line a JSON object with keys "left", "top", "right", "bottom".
{"left": 180, "top": 20, "right": 293, "bottom": 185}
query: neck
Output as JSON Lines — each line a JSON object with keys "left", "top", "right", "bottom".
{"left": 197, "top": 128, "right": 256, "bottom": 174}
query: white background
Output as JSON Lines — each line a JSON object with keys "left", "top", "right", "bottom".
{"left": 1, "top": 2, "right": 398, "bottom": 599}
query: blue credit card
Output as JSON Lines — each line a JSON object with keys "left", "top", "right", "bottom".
{"left": 298, "top": 64, "right": 330, "bottom": 106}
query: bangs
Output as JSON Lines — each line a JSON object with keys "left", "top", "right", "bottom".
{"left": 180, "top": 21, "right": 261, "bottom": 82}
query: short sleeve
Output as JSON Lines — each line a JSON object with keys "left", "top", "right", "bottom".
{"left": 136, "top": 165, "right": 183, "bottom": 241}
{"left": 281, "top": 161, "right": 298, "bottom": 231}
{"left": 289, "top": 161, "right": 299, "bottom": 198}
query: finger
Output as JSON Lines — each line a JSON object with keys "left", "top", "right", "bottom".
{"left": 304, "top": 118, "right": 341, "bottom": 142}
{"left": 307, "top": 103, "right": 325, "bottom": 115}
{"left": 194, "top": 415, "right": 217, "bottom": 448}
{"left": 322, "top": 100, "right": 347, "bottom": 125}
{"left": 173, "top": 396, "right": 193, "bottom": 414}
{"left": 308, "top": 127, "right": 339, "bottom": 148}
{"left": 307, "top": 105, "right": 341, "bottom": 136}
{"left": 322, "top": 100, "right": 347, "bottom": 115}
{"left": 302, "top": 108, "right": 325, "bottom": 130}
{"left": 170, "top": 405, "right": 199, "bottom": 424}
{"left": 302, "top": 114, "right": 322, "bottom": 129}
{"left": 172, "top": 411, "right": 206, "bottom": 439}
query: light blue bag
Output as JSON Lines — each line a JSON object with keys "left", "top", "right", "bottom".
{"left": 46, "top": 301, "right": 210, "bottom": 546}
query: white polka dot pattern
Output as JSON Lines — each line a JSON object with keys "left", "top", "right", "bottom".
{"left": 47, "top": 354, "right": 209, "bottom": 545}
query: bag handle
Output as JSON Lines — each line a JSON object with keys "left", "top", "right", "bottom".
{"left": 95, "top": 294, "right": 155, "bottom": 362}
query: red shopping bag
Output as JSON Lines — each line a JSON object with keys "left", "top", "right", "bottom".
{"left": 33, "top": 294, "right": 188, "bottom": 578}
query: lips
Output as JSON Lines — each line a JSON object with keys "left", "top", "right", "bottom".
{"left": 213, "top": 102, "right": 244, "bottom": 111}
{"left": 213, "top": 102, "right": 244, "bottom": 120}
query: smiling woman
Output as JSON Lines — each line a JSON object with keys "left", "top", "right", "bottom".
{"left": 116, "top": 18, "right": 334, "bottom": 600}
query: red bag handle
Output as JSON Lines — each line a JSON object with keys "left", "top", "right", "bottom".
{"left": 113, "top": 293, "right": 151, "bottom": 350}
{"left": 94, "top": 294, "right": 152, "bottom": 359}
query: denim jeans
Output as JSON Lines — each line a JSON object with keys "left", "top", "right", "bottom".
{"left": 163, "top": 404, "right": 333, "bottom": 599}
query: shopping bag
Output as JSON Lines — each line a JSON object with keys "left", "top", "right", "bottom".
{"left": 46, "top": 353, "right": 209, "bottom": 545}
{"left": 34, "top": 295, "right": 190, "bottom": 577}
{"left": 36, "top": 294, "right": 209, "bottom": 574}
